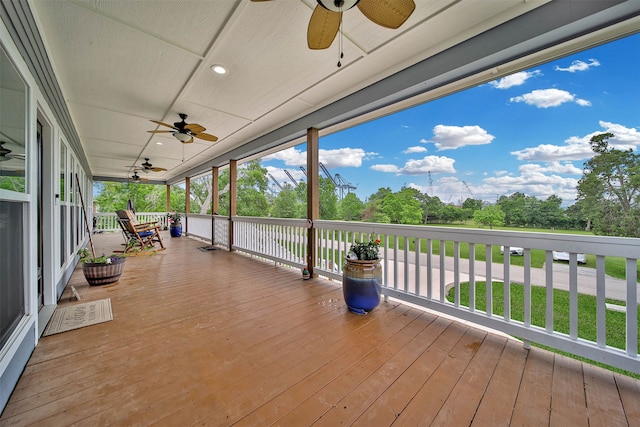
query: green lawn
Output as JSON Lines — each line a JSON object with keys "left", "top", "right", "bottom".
{"left": 446, "top": 281, "right": 639, "bottom": 377}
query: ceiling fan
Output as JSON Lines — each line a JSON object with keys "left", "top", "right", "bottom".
{"left": 0, "top": 141, "right": 25, "bottom": 162}
{"left": 129, "top": 171, "right": 148, "bottom": 182}
{"left": 252, "top": 0, "right": 416, "bottom": 49}
{"left": 148, "top": 113, "right": 218, "bottom": 144}
{"left": 127, "top": 158, "right": 167, "bottom": 173}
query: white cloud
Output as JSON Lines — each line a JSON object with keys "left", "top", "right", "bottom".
{"left": 320, "top": 148, "right": 368, "bottom": 168}
{"left": 518, "top": 162, "right": 582, "bottom": 176}
{"left": 482, "top": 166, "right": 580, "bottom": 204}
{"left": 403, "top": 146, "right": 427, "bottom": 154}
{"left": 489, "top": 70, "right": 542, "bottom": 89}
{"left": 263, "top": 147, "right": 368, "bottom": 168}
{"left": 512, "top": 121, "right": 640, "bottom": 161}
{"left": 511, "top": 143, "right": 593, "bottom": 162}
{"left": 263, "top": 147, "right": 305, "bottom": 165}
{"left": 371, "top": 155, "right": 456, "bottom": 176}
{"left": 554, "top": 58, "right": 600, "bottom": 73}
{"left": 371, "top": 164, "right": 399, "bottom": 173}
{"left": 419, "top": 138, "right": 428, "bottom": 143}
{"left": 430, "top": 125, "right": 495, "bottom": 150}
{"left": 509, "top": 88, "right": 589, "bottom": 108}
{"left": 400, "top": 156, "right": 456, "bottom": 175}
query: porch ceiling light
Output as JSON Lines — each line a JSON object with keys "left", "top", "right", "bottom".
{"left": 173, "top": 131, "right": 192, "bottom": 143}
{"left": 211, "top": 64, "right": 227, "bottom": 75}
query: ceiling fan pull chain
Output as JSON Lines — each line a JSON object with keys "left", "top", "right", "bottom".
{"left": 337, "top": 11, "right": 344, "bottom": 67}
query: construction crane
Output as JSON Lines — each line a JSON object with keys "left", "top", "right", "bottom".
{"left": 462, "top": 180, "right": 475, "bottom": 198}
{"left": 335, "top": 173, "right": 357, "bottom": 199}
{"left": 299, "top": 166, "right": 307, "bottom": 176}
{"left": 319, "top": 162, "right": 337, "bottom": 186}
{"left": 428, "top": 171, "right": 434, "bottom": 196}
{"left": 268, "top": 173, "right": 284, "bottom": 191}
{"left": 284, "top": 170, "right": 298, "bottom": 187}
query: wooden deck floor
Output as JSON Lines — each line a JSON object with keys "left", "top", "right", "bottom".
{"left": 2, "top": 232, "right": 640, "bottom": 426}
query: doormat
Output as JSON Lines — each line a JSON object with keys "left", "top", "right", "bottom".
{"left": 198, "top": 245, "right": 220, "bottom": 252}
{"left": 43, "top": 298, "right": 112, "bottom": 336}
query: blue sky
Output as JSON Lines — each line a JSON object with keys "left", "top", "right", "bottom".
{"left": 263, "top": 32, "right": 639, "bottom": 206}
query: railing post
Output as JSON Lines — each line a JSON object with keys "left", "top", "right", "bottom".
{"left": 185, "top": 177, "right": 190, "bottom": 236}
{"left": 229, "top": 160, "right": 237, "bottom": 251}
{"left": 212, "top": 166, "right": 219, "bottom": 246}
{"left": 306, "top": 128, "right": 319, "bottom": 276}
{"left": 166, "top": 184, "right": 171, "bottom": 213}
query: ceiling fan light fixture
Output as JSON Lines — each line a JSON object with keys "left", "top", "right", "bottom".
{"left": 173, "top": 131, "right": 192, "bottom": 143}
{"left": 0, "top": 141, "right": 11, "bottom": 161}
{"left": 318, "top": 0, "right": 359, "bottom": 12}
{"left": 211, "top": 64, "right": 228, "bottom": 75}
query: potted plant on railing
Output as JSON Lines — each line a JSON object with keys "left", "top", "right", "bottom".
{"left": 343, "top": 235, "right": 383, "bottom": 314}
{"left": 167, "top": 211, "right": 182, "bottom": 237}
{"left": 77, "top": 248, "right": 126, "bottom": 286}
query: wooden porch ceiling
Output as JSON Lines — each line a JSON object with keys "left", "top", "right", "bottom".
{"left": 2, "top": 233, "right": 640, "bottom": 425}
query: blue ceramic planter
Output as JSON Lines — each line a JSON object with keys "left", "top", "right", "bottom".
{"left": 342, "top": 259, "right": 382, "bottom": 315}
{"left": 170, "top": 224, "right": 182, "bottom": 237}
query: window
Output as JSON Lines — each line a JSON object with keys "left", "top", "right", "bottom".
{"left": 0, "top": 44, "right": 27, "bottom": 348}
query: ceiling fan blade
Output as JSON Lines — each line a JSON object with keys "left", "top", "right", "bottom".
{"left": 307, "top": 5, "right": 340, "bottom": 50}
{"left": 150, "top": 120, "right": 178, "bottom": 130}
{"left": 147, "top": 130, "right": 173, "bottom": 134}
{"left": 195, "top": 132, "right": 218, "bottom": 142}
{"left": 357, "top": 0, "right": 415, "bottom": 29}
{"left": 150, "top": 167, "right": 167, "bottom": 172}
{"left": 184, "top": 123, "right": 206, "bottom": 134}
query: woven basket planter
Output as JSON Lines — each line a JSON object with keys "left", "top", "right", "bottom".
{"left": 82, "top": 258, "right": 126, "bottom": 286}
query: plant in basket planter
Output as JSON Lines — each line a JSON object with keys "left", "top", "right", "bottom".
{"left": 343, "top": 235, "right": 383, "bottom": 315}
{"left": 77, "top": 248, "right": 126, "bottom": 286}
{"left": 167, "top": 211, "right": 183, "bottom": 237}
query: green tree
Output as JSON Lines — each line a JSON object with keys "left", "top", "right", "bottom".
{"left": 461, "top": 198, "right": 483, "bottom": 220}
{"left": 424, "top": 195, "right": 445, "bottom": 223}
{"left": 577, "top": 133, "right": 640, "bottom": 237}
{"left": 361, "top": 187, "right": 391, "bottom": 223}
{"left": 189, "top": 175, "right": 211, "bottom": 214}
{"left": 473, "top": 204, "right": 505, "bottom": 229}
{"left": 338, "top": 192, "right": 364, "bottom": 221}
{"left": 538, "top": 195, "right": 566, "bottom": 229}
{"left": 441, "top": 204, "right": 465, "bottom": 223}
{"left": 237, "top": 160, "right": 269, "bottom": 217}
{"left": 271, "top": 187, "right": 300, "bottom": 218}
{"left": 293, "top": 181, "right": 307, "bottom": 218}
{"left": 94, "top": 182, "right": 169, "bottom": 212}
{"left": 319, "top": 176, "right": 338, "bottom": 219}
{"left": 497, "top": 192, "right": 526, "bottom": 226}
{"left": 382, "top": 187, "right": 423, "bottom": 225}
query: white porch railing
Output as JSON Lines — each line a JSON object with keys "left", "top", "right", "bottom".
{"left": 232, "top": 216, "right": 308, "bottom": 269}
{"left": 94, "top": 211, "right": 168, "bottom": 232}
{"left": 94, "top": 213, "right": 640, "bottom": 374}
{"left": 186, "top": 214, "right": 231, "bottom": 250}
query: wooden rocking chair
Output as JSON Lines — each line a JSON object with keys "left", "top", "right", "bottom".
{"left": 116, "top": 210, "right": 165, "bottom": 253}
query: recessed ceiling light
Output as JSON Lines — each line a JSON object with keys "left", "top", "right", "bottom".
{"left": 156, "top": 141, "right": 163, "bottom": 145}
{"left": 211, "top": 64, "right": 227, "bottom": 75}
